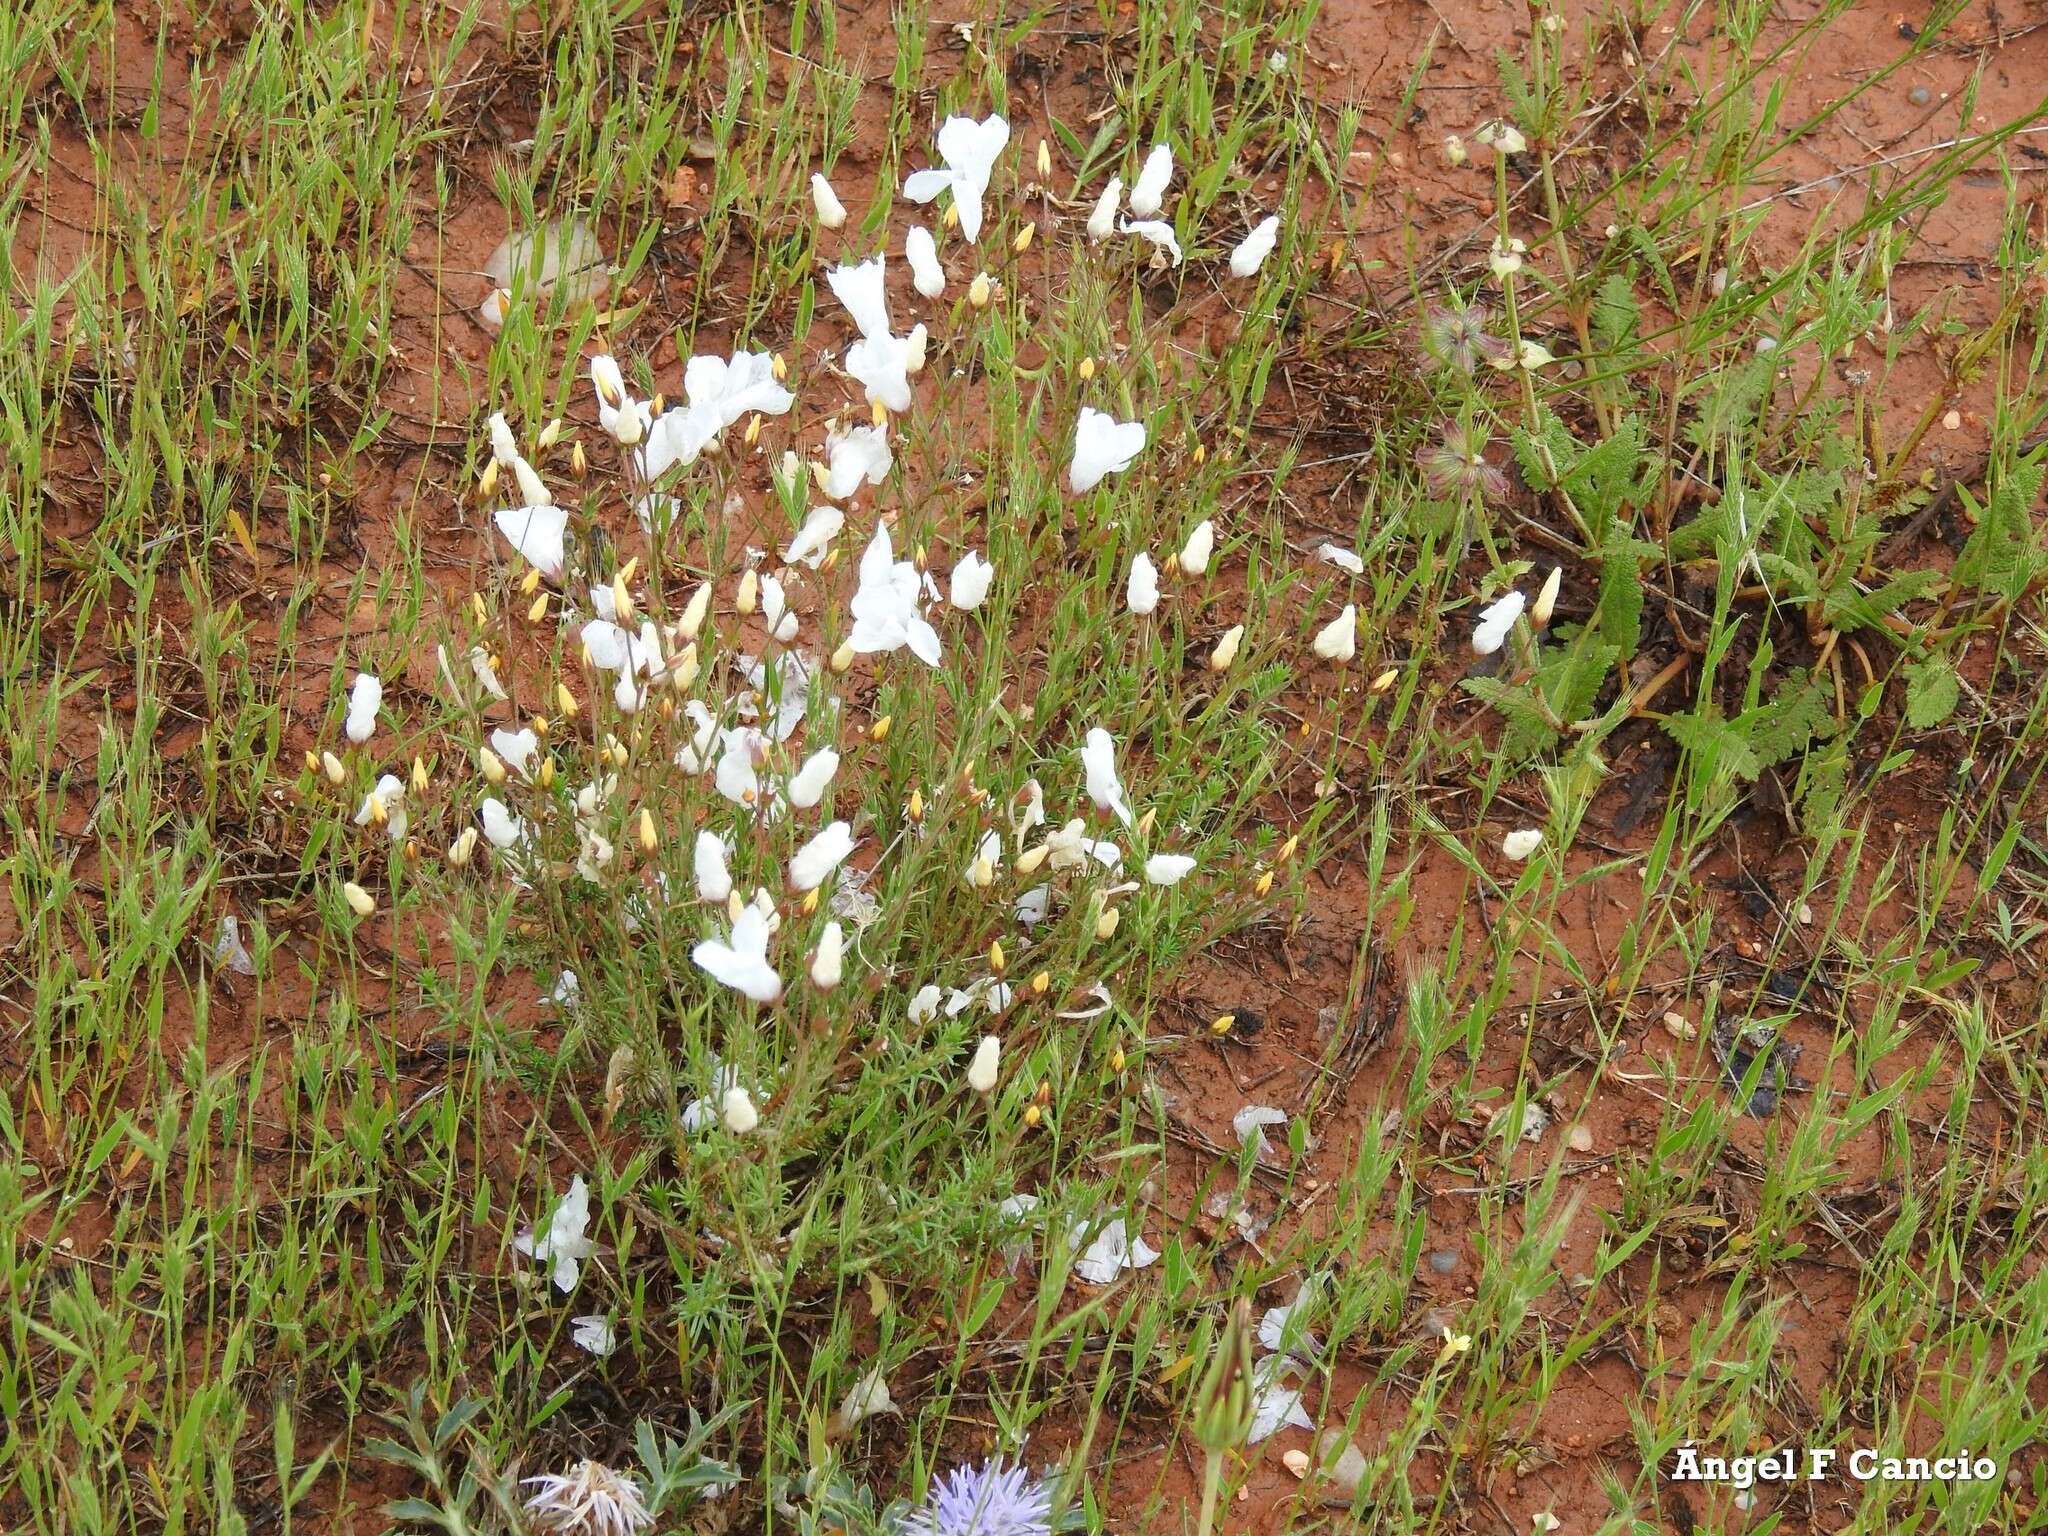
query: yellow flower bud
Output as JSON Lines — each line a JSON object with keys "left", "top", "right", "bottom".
{"left": 1110, "top": 1047, "right": 1126, "bottom": 1072}
{"left": 1278, "top": 834, "right": 1300, "bottom": 864}
{"left": 1095, "top": 906, "right": 1120, "bottom": 941}
{"left": 1023, "top": 1102, "right": 1041, "bottom": 1128}
{"left": 571, "top": 440, "right": 587, "bottom": 477}
{"left": 736, "top": 568, "right": 758, "bottom": 615}
{"left": 525, "top": 589, "right": 548, "bottom": 623}
{"left": 869, "top": 714, "right": 892, "bottom": 743}
{"left": 478, "top": 458, "right": 500, "bottom": 500}
{"left": 988, "top": 939, "right": 1006, "bottom": 974}
{"left": 801, "top": 887, "right": 821, "bottom": 914}
{"left": 1210, "top": 1012, "right": 1236, "bottom": 1036}
{"left": 1014, "top": 843, "right": 1049, "bottom": 876}
{"left": 1254, "top": 869, "right": 1275, "bottom": 897}
{"left": 1209, "top": 623, "right": 1244, "bottom": 672}
{"left": 1030, "top": 970, "right": 1049, "bottom": 996}
{"left": 471, "top": 592, "right": 488, "bottom": 628}
{"left": 831, "top": 640, "right": 856, "bottom": 673}
{"left": 1078, "top": 355, "right": 1095, "bottom": 381}
{"left": 537, "top": 417, "right": 563, "bottom": 452}
{"left": 870, "top": 397, "right": 889, "bottom": 429}
{"left": 772, "top": 352, "right": 788, "bottom": 381}
{"left": 556, "top": 682, "right": 579, "bottom": 719}
{"left": 1371, "top": 667, "right": 1399, "bottom": 693}
{"left": 745, "top": 413, "right": 762, "bottom": 445}
{"left": 448, "top": 827, "right": 478, "bottom": 867}
{"left": 669, "top": 643, "right": 699, "bottom": 692}
{"left": 303, "top": 749, "right": 322, "bottom": 775}
{"left": 479, "top": 747, "right": 507, "bottom": 784}
{"left": 538, "top": 757, "right": 557, "bottom": 788}
{"left": 520, "top": 566, "right": 542, "bottom": 596}
{"left": 908, "top": 789, "right": 924, "bottom": 824}
{"left": 1036, "top": 138, "right": 1052, "bottom": 177}
{"left": 638, "top": 807, "right": 657, "bottom": 852}
{"left": 611, "top": 572, "right": 634, "bottom": 623}
{"left": 1012, "top": 222, "right": 1034, "bottom": 254}
{"left": 968, "top": 271, "right": 992, "bottom": 308}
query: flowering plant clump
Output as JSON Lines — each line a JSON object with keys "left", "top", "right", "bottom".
{"left": 306, "top": 99, "right": 1355, "bottom": 1527}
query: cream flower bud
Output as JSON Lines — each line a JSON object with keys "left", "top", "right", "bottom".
{"left": 447, "top": 827, "right": 478, "bottom": 867}
{"left": 342, "top": 881, "right": 375, "bottom": 917}
{"left": 721, "top": 1085, "right": 761, "bottom": 1134}
{"left": 1178, "top": 519, "right": 1214, "bottom": 576}
{"left": 1087, "top": 177, "right": 1121, "bottom": 242}
{"left": 967, "top": 1035, "right": 1001, "bottom": 1094}
{"left": 1312, "top": 604, "right": 1357, "bottom": 663}
{"left": 321, "top": 750, "right": 346, "bottom": 785}
{"left": 1502, "top": 828, "right": 1544, "bottom": 861}
{"left": 1094, "top": 905, "right": 1121, "bottom": 941}
{"left": 810, "top": 172, "right": 847, "bottom": 230}
{"left": 810, "top": 921, "right": 845, "bottom": 991}
{"left": 678, "top": 582, "right": 712, "bottom": 640}
{"left": 968, "top": 271, "right": 992, "bottom": 309}
{"left": 1531, "top": 566, "right": 1563, "bottom": 628}
{"left": 736, "top": 568, "right": 758, "bottom": 615}
{"left": 1208, "top": 623, "right": 1244, "bottom": 672}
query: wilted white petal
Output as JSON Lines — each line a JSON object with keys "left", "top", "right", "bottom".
{"left": 570, "top": 1314, "right": 616, "bottom": 1356}
{"left": 1317, "top": 542, "right": 1365, "bottom": 575}
{"left": 1121, "top": 217, "right": 1182, "bottom": 264}
{"left": 1070, "top": 1217, "right": 1160, "bottom": 1285}
{"left": 789, "top": 821, "right": 855, "bottom": 892}
{"left": 1471, "top": 590, "right": 1526, "bottom": 656}
{"left": 1229, "top": 214, "right": 1281, "bottom": 277}
{"left": 1129, "top": 143, "right": 1173, "bottom": 217}
{"left": 344, "top": 673, "right": 382, "bottom": 744}
{"left": 905, "top": 224, "right": 945, "bottom": 298}
{"left": 1233, "top": 1104, "right": 1289, "bottom": 1161}
{"left": 1502, "top": 828, "right": 1544, "bottom": 861}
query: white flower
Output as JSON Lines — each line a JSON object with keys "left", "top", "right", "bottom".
{"left": 693, "top": 905, "right": 782, "bottom": 1002}
{"left": 1257, "top": 1280, "right": 1324, "bottom": 1359}
{"left": 1229, "top": 215, "right": 1281, "bottom": 277}
{"left": 782, "top": 504, "right": 844, "bottom": 569}
{"left": 828, "top": 256, "right": 893, "bottom": 339}
{"left": 907, "top": 984, "right": 944, "bottom": 1025}
{"left": 1312, "top": 604, "right": 1357, "bottom": 662}
{"left": 1068, "top": 407, "right": 1147, "bottom": 494}
{"left": 789, "top": 821, "right": 855, "bottom": 892}
{"left": 714, "top": 728, "right": 764, "bottom": 806}
{"left": 1179, "top": 519, "right": 1215, "bottom": 575}
{"left": 810, "top": 921, "right": 845, "bottom": 990}
{"left": 902, "top": 113, "right": 1010, "bottom": 243}
{"left": 787, "top": 748, "right": 840, "bottom": 810}
{"left": 514, "top": 1174, "right": 595, "bottom": 1292}
{"left": 1143, "top": 853, "right": 1196, "bottom": 886}
{"left": 822, "top": 423, "right": 893, "bottom": 500}
{"left": 1476, "top": 120, "right": 1528, "bottom": 155}
{"left": 811, "top": 171, "right": 847, "bottom": 229}
{"left": 1129, "top": 143, "right": 1173, "bottom": 217}
{"left": 945, "top": 977, "right": 1013, "bottom": 1016}
{"left": 833, "top": 1366, "right": 898, "bottom": 1431}
{"left": 1014, "top": 885, "right": 1050, "bottom": 925}
{"left": 1513, "top": 338, "right": 1557, "bottom": 370}
{"left": 490, "top": 726, "right": 540, "bottom": 778}
{"left": 354, "top": 774, "right": 408, "bottom": 841}
{"left": 589, "top": 354, "right": 649, "bottom": 445}
{"left": 1070, "top": 1217, "right": 1160, "bottom": 1284}
{"left": 721, "top": 1085, "right": 760, "bottom": 1134}
{"left": 570, "top": 1314, "right": 616, "bottom": 1357}
{"left": 344, "top": 672, "right": 382, "bottom": 744}
{"left": 1502, "top": 828, "right": 1544, "bottom": 861}
{"left": 847, "top": 524, "right": 942, "bottom": 666}
{"left": 480, "top": 797, "right": 526, "bottom": 849}
{"left": 1081, "top": 728, "right": 1135, "bottom": 827}
{"left": 964, "top": 827, "right": 1003, "bottom": 887}
{"left": 845, "top": 329, "right": 924, "bottom": 415}
{"left": 1127, "top": 551, "right": 1161, "bottom": 614}
{"left": 1317, "top": 542, "right": 1364, "bottom": 575}
{"left": 759, "top": 573, "right": 799, "bottom": 644}
{"left": 1471, "top": 590, "right": 1526, "bottom": 655}
{"left": 1488, "top": 235, "right": 1527, "bottom": 278}
{"left": 950, "top": 550, "right": 994, "bottom": 610}
{"left": 639, "top": 352, "right": 795, "bottom": 492}
{"left": 905, "top": 224, "right": 945, "bottom": 298}
{"left": 488, "top": 411, "right": 553, "bottom": 508}
{"left": 1086, "top": 177, "right": 1122, "bottom": 242}
{"left": 1248, "top": 1354, "right": 1315, "bottom": 1443}
{"left": 523, "top": 1459, "right": 653, "bottom": 1536}
{"left": 694, "top": 831, "right": 733, "bottom": 901}
{"left": 967, "top": 1035, "right": 1001, "bottom": 1093}
{"left": 467, "top": 646, "right": 509, "bottom": 699}
{"left": 495, "top": 503, "right": 569, "bottom": 581}
{"left": 1121, "top": 217, "right": 1182, "bottom": 264}
{"left": 1233, "top": 1104, "right": 1289, "bottom": 1161}
{"left": 576, "top": 827, "right": 614, "bottom": 882}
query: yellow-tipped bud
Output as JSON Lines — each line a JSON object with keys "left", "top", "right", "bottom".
{"left": 908, "top": 789, "right": 925, "bottom": 824}
{"left": 479, "top": 459, "right": 500, "bottom": 500}
{"left": 638, "top": 807, "right": 657, "bottom": 852}
{"left": 679, "top": 583, "right": 711, "bottom": 640}
{"left": 772, "top": 352, "right": 789, "bottom": 381}
{"left": 448, "top": 827, "right": 478, "bottom": 867}
{"left": 869, "top": 714, "right": 892, "bottom": 743}
{"left": 1370, "top": 667, "right": 1399, "bottom": 693}
{"left": 970, "top": 857, "right": 995, "bottom": 888}
{"left": 538, "top": 757, "right": 557, "bottom": 788}
{"left": 618, "top": 556, "right": 640, "bottom": 586}
{"left": 571, "top": 440, "right": 588, "bottom": 476}
{"left": 670, "top": 643, "right": 700, "bottom": 692}
{"left": 556, "top": 682, "right": 579, "bottom": 719}
{"left": 1136, "top": 807, "right": 1157, "bottom": 837}
{"left": 1110, "top": 1047, "right": 1126, "bottom": 1072}
{"left": 1012, "top": 222, "right": 1034, "bottom": 254}
{"left": 989, "top": 939, "right": 1006, "bottom": 974}
{"left": 870, "top": 397, "right": 889, "bottom": 429}
{"left": 1277, "top": 834, "right": 1300, "bottom": 864}
{"left": 801, "top": 887, "right": 821, "bottom": 915}
{"left": 1030, "top": 970, "right": 1049, "bottom": 996}
{"left": 1193, "top": 442, "right": 1208, "bottom": 466}
{"left": 537, "top": 417, "right": 563, "bottom": 452}
{"left": 366, "top": 795, "right": 388, "bottom": 827}
{"left": 611, "top": 572, "right": 634, "bottom": 623}
{"left": 479, "top": 747, "right": 507, "bottom": 784}
{"left": 303, "top": 749, "right": 322, "bottom": 775}
{"left": 727, "top": 890, "right": 745, "bottom": 921}
{"left": 1254, "top": 869, "right": 1275, "bottom": 897}
{"left": 745, "top": 413, "right": 762, "bottom": 445}
{"left": 1210, "top": 1012, "right": 1236, "bottom": 1036}
{"left": 471, "top": 592, "right": 489, "bottom": 628}
{"left": 1209, "top": 623, "right": 1244, "bottom": 672}
{"left": 944, "top": 202, "right": 961, "bottom": 230}
{"left": 1036, "top": 138, "right": 1052, "bottom": 178}
{"left": 1023, "top": 1102, "right": 1042, "bottom": 1128}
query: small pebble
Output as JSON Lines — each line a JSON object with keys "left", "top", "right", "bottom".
{"left": 1568, "top": 1124, "right": 1595, "bottom": 1153}
{"left": 1796, "top": 901, "right": 1814, "bottom": 925}
{"left": 1942, "top": 408, "right": 1962, "bottom": 430}
{"left": 1663, "top": 1011, "right": 1698, "bottom": 1041}
{"left": 1428, "top": 1249, "right": 1461, "bottom": 1276}
{"left": 1283, "top": 1449, "right": 1311, "bottom": 1478}
{"left": 1909, "top": 85, "right": 1932, "bottom": 106}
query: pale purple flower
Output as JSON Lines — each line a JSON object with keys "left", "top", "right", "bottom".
{"left": 898, "top": 1458, "right": 1054, "bottom": 1536}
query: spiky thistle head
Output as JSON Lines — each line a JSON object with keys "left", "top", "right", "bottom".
{"left": 897, "top": 1458, "right": 1055, "bottom": 1536}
